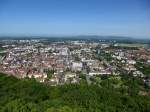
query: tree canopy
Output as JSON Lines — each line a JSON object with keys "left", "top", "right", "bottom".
{"left": 0, "top": 73, "right": 150, "bottom": 112}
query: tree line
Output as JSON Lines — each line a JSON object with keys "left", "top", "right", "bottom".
{"left": 0, "top": 73, "right": 150, "bottom": 112}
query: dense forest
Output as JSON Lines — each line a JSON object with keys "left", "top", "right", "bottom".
{"left": 0, "top": 73, "right": 150, "bottom": 112}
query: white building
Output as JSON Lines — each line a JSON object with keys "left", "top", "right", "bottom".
{"left": 71, "top": 62, "right": 83, "bottom": 71}
{"left": 89, "top": 70, "right": 111, "bottom": 76}
{"left": 127, "top": 60, "right": 136, "bottom": 65}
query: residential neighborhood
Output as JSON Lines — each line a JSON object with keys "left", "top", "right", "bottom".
{"left": 0, "top": 39, "right": 150, "bottom": 87}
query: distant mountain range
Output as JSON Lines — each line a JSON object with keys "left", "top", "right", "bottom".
{"left": 0, "top": 35, "right": 149, "bottom": 41}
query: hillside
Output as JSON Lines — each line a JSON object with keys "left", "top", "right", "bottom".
{"left": 0, "top": 73, "right": 150, "bottom": 112}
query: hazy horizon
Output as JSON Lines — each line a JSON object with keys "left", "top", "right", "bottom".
{"left": 0, "top": 0, "right": 150, "bottom": 38}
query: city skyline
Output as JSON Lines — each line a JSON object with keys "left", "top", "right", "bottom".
{"left": 0, "top": 0, "right": 150, "bottom": 38}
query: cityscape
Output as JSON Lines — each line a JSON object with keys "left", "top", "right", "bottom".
{"left": 0, "top": 38, "right": 150, "bottom": 86}
{"left": 0, "top": 37, "right": 150, "bottom": 111}
{"left": 0, "top": 0, "right": 150, "bottom": 111}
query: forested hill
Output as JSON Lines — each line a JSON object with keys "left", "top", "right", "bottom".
{"left": 0, "top": 73, "right": 150, "bottom": 112}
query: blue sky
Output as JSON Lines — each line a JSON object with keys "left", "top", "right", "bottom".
{"left": 0, "top": 0, "right": 150, "bottom": 38}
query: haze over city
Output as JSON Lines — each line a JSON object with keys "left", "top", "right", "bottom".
{"left": 0, "top": 0, "right": 150, "bottom": 38}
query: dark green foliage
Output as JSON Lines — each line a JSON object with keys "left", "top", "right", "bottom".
{"left": 0, "top": 73, "right": 150, "bottom": 112}
{"left": 96, "top": 50, "right": 112, "bottom": 61}
{"left": 135, "top": 62, "right": 150, "bottom": 76}
{"left": 47, "top": 70, "right": 54, "bottom": 79}
{"left": 78, "top": 72, "right": 86, "bottom": 80}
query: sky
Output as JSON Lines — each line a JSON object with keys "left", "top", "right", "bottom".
{"left": 0, "top": 0, "right": 150, "bottom": 38}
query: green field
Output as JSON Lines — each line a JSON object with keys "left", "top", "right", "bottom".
{"left": 118, "top": 43, "right": 144, "bottom": 48}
